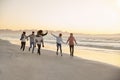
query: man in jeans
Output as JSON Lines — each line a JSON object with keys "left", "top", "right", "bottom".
{"left": 28, "top": 31, "right": 35, "bottom": 53}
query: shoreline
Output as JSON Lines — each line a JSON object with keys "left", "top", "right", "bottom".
{"left": 0, "top": 39, "right": 120, "bottom": 80}
{"left": 4, "top": 38, "right": 120, "bottom": 68}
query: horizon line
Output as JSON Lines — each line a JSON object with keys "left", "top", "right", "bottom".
{"left": 0, "top": 29, "right": 120, "bottom": 35}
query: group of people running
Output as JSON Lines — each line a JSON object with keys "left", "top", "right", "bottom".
{"left": 20, "top": 30, "right": 77, "bottom": 57}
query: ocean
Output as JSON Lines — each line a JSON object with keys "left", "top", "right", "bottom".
{"left": 0, "top": 30, "right": 120, "bottom": 55}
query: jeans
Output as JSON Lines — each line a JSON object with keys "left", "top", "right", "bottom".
{"left": 56, "top": 43, "right": 62, "bottom": 56}
{"left": 20, "top": 42, "right": 26, "bottom": 51}
{"left": 29, "top": 42, "right": 35, "bottom": 53}
{"left": 37, "top": 44, "right": 41, "bottom": 55}
{"left": 69, "top": 45, "right": 74, "bottom": 56}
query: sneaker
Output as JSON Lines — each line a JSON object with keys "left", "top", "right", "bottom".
{"left": 29, "top": 48, "right": 30, "bottom": 51}
{"left": 56, "top": 52, "right": 58, "bottom": 55}
{"left": 60, "top": 53, "right": 63, "bottom": 56}
{"left": 37, "top": 52, "right": 41, "bottom": 55}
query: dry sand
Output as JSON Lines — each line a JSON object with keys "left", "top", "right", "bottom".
{"left": 0, "top": 39, "right": 120, "bottom": 80}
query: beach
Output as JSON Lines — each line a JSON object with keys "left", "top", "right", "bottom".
{"left": 0, "top": 39, "right": 120, "bottom": 80}
{"left": 1, "top": 0, "right": 120, "bottom": 79}
{"left": 1, "top": 31, "right": 120, "bottom": 67}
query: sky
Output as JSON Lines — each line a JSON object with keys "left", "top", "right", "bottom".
{"left": 0, "top": 0, "right": 120, "bottom": 34}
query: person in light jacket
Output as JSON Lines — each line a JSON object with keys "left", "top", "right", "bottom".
{"left": 20, "top": 31, "right": 28, "bottom": 51}
{"left": 51, "top": 33, "right": 64, "bottom": 56}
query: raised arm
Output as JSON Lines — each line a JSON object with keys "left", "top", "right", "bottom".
{"left": 51, "top": 33, "right": 57, "bottom": 38}
{"left": 42, "top": 31, "right": 48, "bottom": 36}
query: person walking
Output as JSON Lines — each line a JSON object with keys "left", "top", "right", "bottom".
{"left": 51, "top": 33, "right": 64, "bottom": 56}
{"left": 35, "top": 30, "right": 43, "bottom": 55}
{"left": 66, "top": 33, "right": 77, "bottom": 56}
{"left": 27, "top": 31, "right": 35, "bottom": 53}
{"left": 38, "top": 30, "right": 48, "bottom": 47}
{"left": 20, "top": 31, "right": 28, "bottom": 51}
